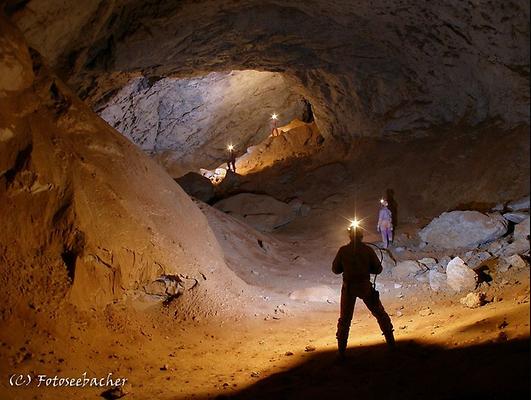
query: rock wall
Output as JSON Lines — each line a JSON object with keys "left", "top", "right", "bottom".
{"left": 234, "top": 119, "right": 324, "bottom": 175}
{"left": 97, "top": 70, "right": 304, "bottom": 175}
{"left": 0, "top": 17, "right": 251, "bottom": 317}
{"left": 7, "top": 0, "right": 529, "bottom": 142}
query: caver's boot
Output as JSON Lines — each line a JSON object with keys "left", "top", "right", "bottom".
{"left": 336, "top": 322, "right": 349, "bottom": 361}
{"left": 383, "top": 330, "right": 395, "bottom": 350}
{"left": 337, "top": 338, "right": 347, "bottom": 360}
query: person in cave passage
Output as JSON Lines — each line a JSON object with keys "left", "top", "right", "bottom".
{"left": 270, "top": 115, "right": 282, "bottom": 137}
{"left": 227, "top": 147, "right": 236, "bottom": 173}
{"left": 332, "top": 226, "right": 395, "bottom": 358}
{"left": 377, "top": 199, "right": 394, "bottom": 248}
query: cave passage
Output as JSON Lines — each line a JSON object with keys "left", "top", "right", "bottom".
{"left": 0, "top": 2, "right": 529, "bottom": 400}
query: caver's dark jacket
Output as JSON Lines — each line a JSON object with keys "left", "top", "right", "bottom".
{"left": 332, "top": 241, "right": 382, "bottom": 286}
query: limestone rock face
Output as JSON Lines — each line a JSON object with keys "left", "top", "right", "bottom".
{"left": 0, "top": 21, "right": 34, "bottom": 93}
{"left": 97, "top": 71, "right": 304, "bottom": 175}
{"left": 234, "top": 119, "right": 324, "bottom": 175}
{"left": 214, "top": 193, "right": 295, "bottom": 232}
{"left": 420, "top": 211, "right": 508, "bottom": 249}
{"left": 0, "top": 18, "right": 251, "bottom": 314}
{"left": 8, "top": 0, "right": 529, "bottom": 143}
{"left": 446, "top": 257, "right": 478, "bottom": 292}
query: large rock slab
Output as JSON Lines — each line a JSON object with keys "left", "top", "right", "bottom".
{"left": 381, "top": 250, "right": 397, "bottom": 274}
{"left": 176, "top": 172, "right": 215, "bottom": 203}
{"left": 446, "top": 257, "right": 478, "bottom": 292}
{"left": 214, "top": 193, "right": 295, "bottom": 232}
{"left": 392, "top": 260, "right": 423, "bottom": 280}
{"left": 419, "top": 211, "right": 508, "bottom": 249}
{"left": 503, "top": 212, "right": 529, "bottom": 224}
{"left": 501, "top": 216, "right": 531, "bottom": 256}
{"left": 507, "top": 196, "right": 530, "bottom": 212}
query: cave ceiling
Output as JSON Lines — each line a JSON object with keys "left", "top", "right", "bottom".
{"left": 6, "top": 0, "right": 530, "bottom": 141}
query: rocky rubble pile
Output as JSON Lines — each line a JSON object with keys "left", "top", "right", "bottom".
{"left": 391, "top": 197, "right": 530, "bottom": 296}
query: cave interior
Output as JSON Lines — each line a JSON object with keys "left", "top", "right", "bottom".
{"left": 0, "top": 1, "right": 530, "bottom": 399}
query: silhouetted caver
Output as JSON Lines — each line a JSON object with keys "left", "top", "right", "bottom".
{"left": 227, "top": 149, "right": 236, "bottom": 172}
{"left": 332, "top": 227, "right": 394, "bottom": 358}
{"left": 377, "top": 199, "right": 393, "bottom": 248}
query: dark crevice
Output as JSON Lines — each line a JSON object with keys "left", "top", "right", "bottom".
{"left": 61, "top": 250, "right": 78, "bottom": 282}
{"left": 61, "top": 230, "right": 86, "bottom": 282}
{"left": 52, "top": 200, "right": 72, "bottom": 225}
{"left": 4, "top": 144, "right": 32, "bottom": 185}
{"left": 3, "top": 0, "right": 30, "bottom": 16}
{"left": 28, "top": 47, "right": 43, "bottom": 75}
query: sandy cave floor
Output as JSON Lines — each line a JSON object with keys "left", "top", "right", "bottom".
{"left": 0, "top": 218, "right": 529, "bottom": 400}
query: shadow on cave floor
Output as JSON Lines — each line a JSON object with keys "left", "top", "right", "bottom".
{"left": 199, "top": 339, "right": 529, "bottom": 400}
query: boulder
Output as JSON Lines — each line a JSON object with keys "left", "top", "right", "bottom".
{"left": 415, "top": 271, "right": 429, "bottom": 283}
{"left": 446, "top": 257, "right": 478, "bottom": 292}
{"left": 498, "top": 254, "right": 528, "bottom": 272}
{"left": 486, "top": 240, "right": 504, "bottom": 256}
{"left": 215, "top": 170, "right": 242, "bottom": 195}
{"left": 513, "top": 216, "right": 530, "bottom": 240}
{"left": 418, "top": 257, "right": 437, "bottom": 269}
{"left": 503, "top": 212, "right": 529, "bottom": 224}
{"left": 502, "top": 240, "right": 530, "bottom": 257}
{"left": 214, "top": 193, "right": 295, "bottom": 232}
{"left": 460, "top": 292, "right": 486, "bottom": 308}
{"left": 392, "top": 260, "right": 423, "bottom": 280}
{"left": 429, "top": 270, "right": 448, "bottom": 292}
{"left": 507, "top": 196, "right": 530, "bottom": 211}
{"left": 381, "top": 250, "right": 397, "bottom": 274}
{"left": 176, "top": 172, "right": 215, "bottom": 203}
{"left": 465, "top": 251, "right": 493, "bottom": 269}
{"left": 419, "top": 211, "right": 508, "bottom": 249}
{"left": 501, "top": 217, "right": 530, "bottom": 256}
{"left": 437, "top": 256, "right": 452, "bottom": 271}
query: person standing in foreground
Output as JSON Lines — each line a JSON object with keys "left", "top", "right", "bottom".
{"left": 377, "top": 199, "right": 393, "bottom": 248}
{"left": 332, "top": 223, "right": 395, "bottom": 359}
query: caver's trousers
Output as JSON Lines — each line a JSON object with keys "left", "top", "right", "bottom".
{"left": 336, "top": 281, "right": 394, "bottom": 354}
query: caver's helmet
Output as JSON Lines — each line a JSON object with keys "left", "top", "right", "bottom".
{"left": 348, "top": 221, "right": 363, "bottom": 242}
